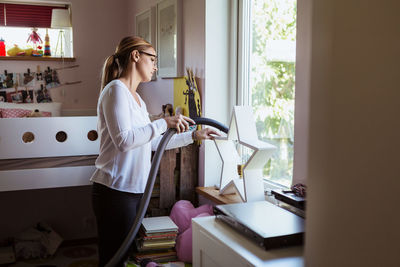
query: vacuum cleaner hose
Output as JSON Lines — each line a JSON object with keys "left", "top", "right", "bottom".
{"left": 105, "top": 117, "right": 228, "bottom": 267}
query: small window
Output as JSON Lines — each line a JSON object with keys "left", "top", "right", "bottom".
{"left": 0, "top": 2, "right": 73, "bottom": 57}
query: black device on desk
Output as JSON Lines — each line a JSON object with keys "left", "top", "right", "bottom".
{"left": 271, "top": 189, "right": 306, "bottom": 210}
{"left": 214, "top": 201, "right": 304, "bottom": 250}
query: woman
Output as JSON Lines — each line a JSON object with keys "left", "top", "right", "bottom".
{"left": 90, "top": 36, "right": 218, "bottom": 267}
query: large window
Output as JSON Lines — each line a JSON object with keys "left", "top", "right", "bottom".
{"left": 240, "top": 0, "right": 297, "bottom": 187}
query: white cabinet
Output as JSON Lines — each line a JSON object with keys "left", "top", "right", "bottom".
{"left": 192, "top": 216, "right": 303, "bottom": 267}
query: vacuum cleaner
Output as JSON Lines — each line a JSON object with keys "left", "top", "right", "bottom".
{"left": 105, "top": 117, "right": 229, "bottom": 267}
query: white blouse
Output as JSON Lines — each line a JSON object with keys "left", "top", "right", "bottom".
{"left": 90, "top": 80, "right": 193, "bottom": 193}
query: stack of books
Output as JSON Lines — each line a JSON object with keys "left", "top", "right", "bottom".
{"left": 133, "top": 216, "right": 179, "bottom": 263}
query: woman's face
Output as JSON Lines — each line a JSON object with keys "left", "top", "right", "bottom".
{"left": 136, "top": 47, "right": 158, "bottom": 82}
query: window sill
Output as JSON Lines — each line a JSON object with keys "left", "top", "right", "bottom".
{"left": 0, "top": 56, "right": 76, "bottom": 62}
{"left": 263, "top": 179, "right": 289, "bottom": 192}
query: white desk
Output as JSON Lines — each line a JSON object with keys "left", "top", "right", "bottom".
{"left": 192, "top": 216, "right": 303, "bottom": 267}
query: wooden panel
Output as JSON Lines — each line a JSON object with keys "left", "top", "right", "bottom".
{"left": 196, "top": 186, "right": 243, "bottom": 205}
{"left": 159, "top": 148, "right": 177, "bottom": 209}
{"left": 179, "top": 144, "right": 198, "bottom": 203}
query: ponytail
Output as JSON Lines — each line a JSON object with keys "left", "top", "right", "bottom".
{"left": 100, "top": 36, "right": 153, "bottom": 91}
{"left": 101, "top": 54, "right": 120, "bottom": 90}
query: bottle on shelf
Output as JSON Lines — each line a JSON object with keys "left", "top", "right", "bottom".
{"left": 0, "top": 38, "right": 6, "bottom": 56}
{"left": 44, "top": 29, "right": 51, "bottom": 56}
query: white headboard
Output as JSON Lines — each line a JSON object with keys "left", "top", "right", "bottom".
{"left": 0, "top": 116, "right": 99, "bottom": 159}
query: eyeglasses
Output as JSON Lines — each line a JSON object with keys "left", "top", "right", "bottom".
{"left": 139, "top": 51, "right": 158, "bottom": 66}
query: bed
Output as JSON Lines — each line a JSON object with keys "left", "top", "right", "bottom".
{"left": 0, "top": 102, "right": 99, "bottom": 192}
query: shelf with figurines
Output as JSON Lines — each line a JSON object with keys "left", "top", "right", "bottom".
{"left": 0, "top": 56, "right": 76, "bottom": 62}
{"left": 0, "top": 65, "right": 81, "bottom": 107}
{"left": 0, "top": 29, "right": 75, "bottom": 62}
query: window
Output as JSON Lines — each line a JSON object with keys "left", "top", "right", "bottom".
{"left": 0, "top": 3, "right": 73, "bottom": 57}
{"left": 238, "top": 0, "right": 297, "bottom": 188}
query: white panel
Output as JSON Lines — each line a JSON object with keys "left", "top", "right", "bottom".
{"left": 234, "top": 105, "right": 258, "bottom": 143}
{"left": 0, "top": 116, "right": 99, "bottom": 159}
{"left": 214, "top": 139, "right": 241, "bottom": 188}
{"left": 0, "top": 166, "right": 95, "bottom": 192}
{"left": 204, "top": 0, "right": 231, "bottom": 187}
{"left": 220, "top": 178, "right": 245, "bottom": 202}
{"left": 243, "top": 169, "right": 265, "bottom": 202}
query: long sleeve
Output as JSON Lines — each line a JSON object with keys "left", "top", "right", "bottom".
{"left": 150, "top": 130, "right": 194, "bottom": 151}
{"left": 91, "top": 79, "right": 188, "bottom": 193}
{"left": 101, "top": 86, "right": 167, "bottom": 152}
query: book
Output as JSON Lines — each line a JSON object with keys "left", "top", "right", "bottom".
{"left": 135, "top": 239, "right": 176, "bottom": 252}
{"left": 142, "top": 233, "right": 177, "bottom": 241}
{"left": 141, "top": 216, "right": 178, "bottom": 234}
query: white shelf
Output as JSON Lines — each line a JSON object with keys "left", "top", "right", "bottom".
{"left": 192, "top": 216, "right": 303, "bottom": 267}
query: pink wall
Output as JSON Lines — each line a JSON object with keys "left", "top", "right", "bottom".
{"left": 0, "top": 0, "right": 130, "bottom": 241}
{"left": 129, "top": 0, "right": 207, "bottom": 187}
{"left": 128, "top": 0, "right": 205, "bottom": 116}
{"left": 1, "top": 0, "right": 130, "bottom": 113}
{"left": 1, "top": 0, "right": 207, "bottom": 241}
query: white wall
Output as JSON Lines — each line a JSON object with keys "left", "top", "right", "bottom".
{"left": 203, "top": 0, "right": 235, "bottom": 187}
{"left": 292, "top": 0, "right": 311, "bottom": 185}
{"left": 304, "top": 0, "right": 400, "bottom": 266}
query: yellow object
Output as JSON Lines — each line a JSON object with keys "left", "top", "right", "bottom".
{"left": 7, "top": 45, "right": 23, "bottom": 56}
{"left": 174, "top": 74, "right": 202, "bottom": 144}
{"left": 24, "top": 48, "right": 33, "bottom": 56}
{"left": 173, "top": 77, "right": 202, "bottom": 118}
{"left": 7, "top": 45, "right": 33, "bottom": 56}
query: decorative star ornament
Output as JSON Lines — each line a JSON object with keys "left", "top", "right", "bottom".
{"left": 213, "top": 106, "right": 276, "bottom": 202}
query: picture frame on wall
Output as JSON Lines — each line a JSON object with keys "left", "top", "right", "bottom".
{"left": 136, "top": 7, "right": 157, "bottom": 80}
{"left": 157, "top": 0, "right": 182, "bottom": 78}
{"left": 136, "top": 9, "right": 151, "bottom": 44}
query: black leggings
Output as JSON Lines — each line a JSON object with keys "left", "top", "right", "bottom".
{"left": 92, "top": 182, "right": 143, "bottom": 267}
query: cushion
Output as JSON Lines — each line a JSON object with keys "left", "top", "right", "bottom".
{"left": 175, "top": 212, "right": 212, "bottom": 263}
{"left": 0, "top": 102, "right": 62, "bottom": 117}
{"left": 0, "top": 108, "right": 32, "bottom": 118}
{"left": 170, "top": 200, "right": 213, "bottom": 234}
{"left": 170, "top": 200, "right": 214, "bottom": 263}
{"left": 0, "top": 108, "right": 52, "bottom": 118}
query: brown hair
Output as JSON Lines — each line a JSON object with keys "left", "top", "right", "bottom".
{"left": 100, "top": 36, "right": 153, "bottom": 90}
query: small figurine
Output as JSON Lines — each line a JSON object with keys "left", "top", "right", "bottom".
{"left": 27, "top": 28, "right": 43, "bottom": 56}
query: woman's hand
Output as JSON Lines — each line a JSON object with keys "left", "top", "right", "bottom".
{"left": 192, "top": 128, "right": 221, "bottom": 141}
{"left": 164, "top": 114, "right": 195, "bottom": 133}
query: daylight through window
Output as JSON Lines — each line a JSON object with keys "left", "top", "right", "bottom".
{"left": 249, "top": 0, "right": 297, "bottom": 187}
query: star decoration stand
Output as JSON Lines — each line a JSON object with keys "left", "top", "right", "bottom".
{"left": 213, "top": 106, "right": 276, "bottom": 202}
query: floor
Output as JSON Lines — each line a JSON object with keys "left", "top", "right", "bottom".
{"left": 8, "top": 244, "right": 98, "bottom": 267}
{"left": 5, "top": 244, "right": 190, "bottom": 267}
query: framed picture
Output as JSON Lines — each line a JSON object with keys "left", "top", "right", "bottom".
{"left": 157, "top": 0, "right": 182, "bottom": 78}
{"left": 0, "top": 91, "right": 6, "bottom": 102}
{"left": 136, "top": 7, "right": 157, "bottom": 80}
{"left": 10, "top": 92, "right": 23, "bottom": 103}
{"left": 136, "top": 9, "right": 151, "bottom": 44}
